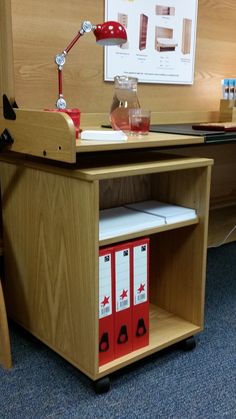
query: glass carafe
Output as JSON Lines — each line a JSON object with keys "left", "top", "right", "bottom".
{"left": 110, "top": 76, "right": 140, "bottom": 131}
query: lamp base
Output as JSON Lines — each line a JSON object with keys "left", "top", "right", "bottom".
{"left": 45, "top": 108, "right": 81, "bottom": 139}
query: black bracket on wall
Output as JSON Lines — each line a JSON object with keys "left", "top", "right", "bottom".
{"left": 0, "top": 129, "right": 14, "bottom": 151}
{"left": 0, "top": 94, "right": 18, "bottom": 151}
{"left": 3, "top": 94, "right": 18, "bottom": 120}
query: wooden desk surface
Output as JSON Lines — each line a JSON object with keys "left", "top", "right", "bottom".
{"left": 76, "top": 129, "right": 204, "bottom": 153}
{"left": 0, "top": 112, "right": 204, "bottom": 163}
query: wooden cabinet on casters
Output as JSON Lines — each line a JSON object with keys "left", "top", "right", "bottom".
{"left": 0, "top": 150, "right": 212, "bottom": 388}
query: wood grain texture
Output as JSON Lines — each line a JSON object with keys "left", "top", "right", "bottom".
{"left": 0, "top": 154, "right": 212, "bottom": 379}
{"left": 6, "top": 0, "right": 236, "bottom": 117}
{"left": 164, "top": 144, "right": 236, "bottom": 210}
{"left": 80, "top": 110, "right": 220, "bottom": 127}
{"left": 0, "top": 109, "right": 76, "bottom": 162}
{"left": 149, "top": 165, "right": 211, "bottom": 327}
{"left": 99, "top": 305, "right": 201, "bottom": 376}
{"left": 100, "top": 219, "right": 199, "bottom": 248}
{"left": 0, "top": 161, "right": 99, "bottom": 378}
{"left": 162, "top": 143, "right": 236, "bottom": 246}
{"left": 219, "top": 99, "right": 236, "bottom": 122}
{"left": 76, "top": 131, "right": 204, "bottom": 153}
{"left": 208, "top": 205, "right": 236, "bottom": 247}
{"left": 100, "top": 175, "right": 152, "bottom": 209}
{"left": 76, "top": 156, "right": 213, "bottom": 181}
{"left": 0, "top": 0, "right": 15, "bottom": 105}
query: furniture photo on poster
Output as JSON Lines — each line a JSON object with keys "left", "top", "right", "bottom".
{"left": 155, "top": 26, "right": 178, "bottom": 52}
{"left": 118, "top": 13, "right": 129, "bottom": 49}
{"left": 182, "top": 18, "right": 192, "bottom": 54}
{"left": 156, "top": 5, "right": 175, "bottom": 16}
{"left": 139, "top": 14, "right": 148, "bottom": 50}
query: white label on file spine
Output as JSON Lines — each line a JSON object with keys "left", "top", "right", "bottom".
{"left": 99, "top": 253, "right": 112, "bottom": 319}
{"left": 115, "top": 248, "right": 130, "bottom": 312}
{"left": 133, "top": 244, "right": 148, "bottom": 305}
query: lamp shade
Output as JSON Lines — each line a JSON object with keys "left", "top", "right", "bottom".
{"left": 94, "top": 21, "right": 127, "bottom": 46}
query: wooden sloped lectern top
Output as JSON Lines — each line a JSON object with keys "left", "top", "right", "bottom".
{"left": 0, "top": 107, "right": 77, "bottom": 163}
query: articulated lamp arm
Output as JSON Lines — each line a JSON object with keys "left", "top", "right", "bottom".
{"left": 55, "top": 21, "right": 95, "bottom": 110}
{"left": 54, "top": 20, "right": 127, "bottom": 110}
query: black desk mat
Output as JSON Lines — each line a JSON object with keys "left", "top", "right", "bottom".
{"left": 150, "top": 123, "right": 236, "bottom": 144}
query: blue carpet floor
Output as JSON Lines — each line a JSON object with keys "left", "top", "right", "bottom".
{"left": 0, "top": 242, "right": 235, "bottom": 418}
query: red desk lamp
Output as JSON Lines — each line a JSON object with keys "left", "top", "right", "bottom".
{"left": 53, "top": 20, "right": 127, "bottom": 137}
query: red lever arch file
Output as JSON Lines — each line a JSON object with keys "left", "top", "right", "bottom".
{"left": 131, "top": 238, "right": 150, "bottom": 351}
{"left": 99, "top": 247, "right": 115, "bottom": 366}
{"left": 114, "top": 242, "right": 133, "bottom": 359}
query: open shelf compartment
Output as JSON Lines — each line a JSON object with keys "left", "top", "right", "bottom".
{"left": 95, "top": 156, "right": 212, "bottom": 379}
{"left": 99, "top": 304, "right": 201, "bottom": 375}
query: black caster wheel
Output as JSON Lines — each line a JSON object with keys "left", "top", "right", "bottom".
{"left": 182, "top": 336, "right": 196, "bottom": 351}
{"left": 94, "top": 377, "right": 111, "bottom": 394}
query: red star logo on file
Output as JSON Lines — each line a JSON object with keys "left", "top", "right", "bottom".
{"left": 138, "top": 283, "right": 145, "bottom": 293}
{"left": 120, "top": 289, "right": 128, "bottom": 300}
{"left": 101, "top": 296, "right": 110, "bottom": 306}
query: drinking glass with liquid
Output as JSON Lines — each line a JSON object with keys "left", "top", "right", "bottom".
{"left": 129, "top": 109, "right": 151, "bottom": 135}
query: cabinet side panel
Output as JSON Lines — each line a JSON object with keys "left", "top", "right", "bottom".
{"left": 150, "top": 167, "right": 211, "bottom": 327}
{"left": 0, "top": 161, "right": 98, "bottom": 377}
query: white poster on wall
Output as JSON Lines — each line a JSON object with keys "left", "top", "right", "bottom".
{"left": 104, "top": 0, "right": 198, "bottom": 84}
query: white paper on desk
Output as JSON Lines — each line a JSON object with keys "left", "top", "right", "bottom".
{"left": 125, "top": 200, "right": 197, "bottom": 224}
{"left": 99, "top": 206, "right": 165, "bottom": 240}
{"left": 81, "top": 130, "right": 127, "bottom": 141}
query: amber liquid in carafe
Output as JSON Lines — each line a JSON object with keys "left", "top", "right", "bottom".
{"left": 110, "top": 76, "right": 140, "bottom": 131}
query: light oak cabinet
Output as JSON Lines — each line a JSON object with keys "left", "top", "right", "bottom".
{"left": 118, "top": 13, "right": 129, "bottom": 49}
{"left": 0, "top": 150, "right": 212, "bottom": 390}
{"left": 139, "top": 14, "right": 148, "bottom": 50}
{"left": 182, "top": 18, "right": 192, "bottom": 54}
{"left": 156, "top": 6, "right": 175, "bottom": 16}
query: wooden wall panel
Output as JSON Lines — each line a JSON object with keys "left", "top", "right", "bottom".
{"left": 0, "top": 0, "right": 15, "bottom": 105}
{"left": 6, "top": 0, "right": 236, "bottom": 115}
